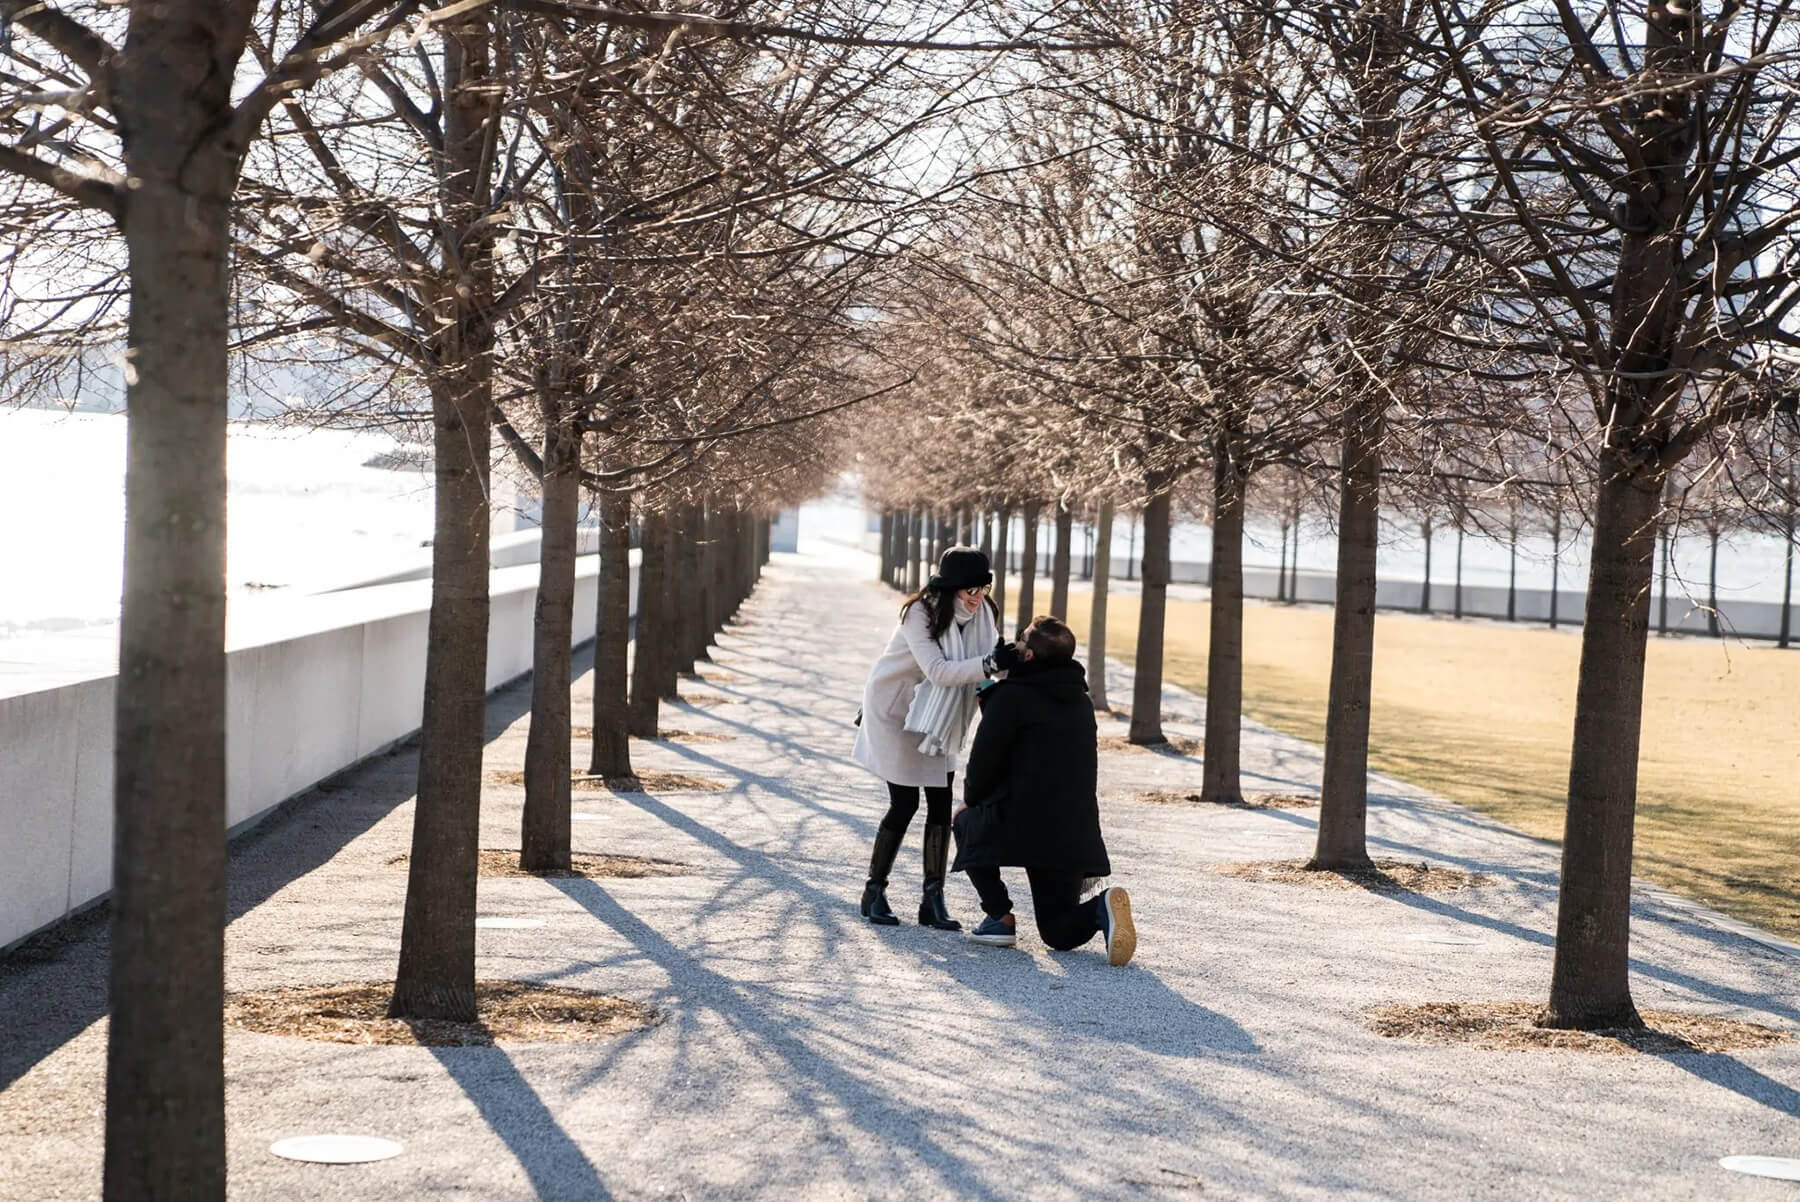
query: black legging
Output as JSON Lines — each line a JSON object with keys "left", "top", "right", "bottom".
{"left": 881, "top": 774, "right": 954, "bottom": 834}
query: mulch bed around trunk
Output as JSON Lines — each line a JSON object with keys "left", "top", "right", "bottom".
{"left": 1098, "top": 735, "right": 1203, "bottom": 757}
{"left": 1134, "top": 790, "right": 1318, "bottom": 810}
{"left": 570, "top": 726, "right": 734, "bottom": 744}
{"left": 386, "top": 850, "right": 693, "bottom": 879}
{"left": 675, "top": 692, "right": 740, "bottom": 708}
{"left": 487, "top": 770, "right": 728, "bottom": 793}
{"left": 1367, "top": 1001, "right": 1791, "bottom": 1055}
{"left": 1212, "top": 859, "right": 1493, "bottom": 893}
{"left": 225, "top": 981, "right": 658, "bottom": 1047}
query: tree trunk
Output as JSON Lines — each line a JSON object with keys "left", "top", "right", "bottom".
{"left": 1454, "top": 526, "right": 1465, "bottom": 619}
{"left": 1507, "top": 511, "right": 1519, "bottom": 621}
{"left": 392, "top": 375, "right": 492, "bottom": 1018}
{"left": 993, "top": 505, "right": 1011, "bottom": 618}
{"left": 520, "top": 412, "right": 578, "bottom": 873}
{"left": 906, "top": 506, "right": 922, "bottom": 593}
{"left": 1706, "top": 525, "right": 1720, "bottom": 637}
{"left": 1277, "top": 521, "right": 1290, "bottom": 602}
{"left": 1780, "top": 499, "right": 1794, "bottom": 649}
{"left": 1126, "top": 512, "right": 1137, "bottom": 581}
{"left": 703, "top": 502, "right": 720, "bottom": 651}
{"left": 106, "top": 31, "right": 237, "bottom": 1193}
{"left": 661, "top": 509, "right": 686, "bottom": 698}
{"left": 884, "top": 509, "right": 898, "bottom": 589}
{"left": 1311, "top": 401, "right": 1383, "bottom": 870}
{"left": 1050, "top": 500, "right": 1073, "bottom": 618}
{"left": 878, "top": 510, "right": 894, "bottom": 585}
{"left": 1016, "top": 501, "right": 1041, "bottom": 637}
{"left": 1089, "top": 499, "right": 1115, "bottom": 711}
{"left": 1551, "top": 509, "right": 1563, "bottom": 629}
{"left": 1419, "top": 518, "right": 1432, "bottom": 613}
{"left": 629, "top": 508, "right": 667, "bottom": 738}
{"left": 589, "top": 488, "right": 635, "bottom": 777}
{"left": 696, "top": 503, "right": 717, "bottom": 653}
{"left": 1544, "top": 460, "right": 1663, "bottom": 1029}
{"left": 1201, "top": 454, "right": 1247, "bottom": 804}
{"left": 1288, "top": 502, "right": 1301, "bottom": 601}
{"left": 894, "top": 509, "right": 908, "bottom": 590}
{"left": 678, "top": 504, "right": 705, "bottom": 673}
{"left": 1128, "top": 485, "right": 1172, "bottom": 745}
{"left": 739, "top": 511, "right": 755, "bottom": 604}
{"left": 704, "top": 504, "right": 724, "bottom": 643}
{"left": 694, "top": 503, "right": 714, "bottom": 658}
{"left": 390, "top": 21, "right": 496, "bottom": 1023}
{"left": 1658, "top": 522, "right": 1672, "bottom": 634}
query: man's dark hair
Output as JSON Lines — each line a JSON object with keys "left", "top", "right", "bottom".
{"left": 1024, "top": 616, "right": 1077, "bottom": 662}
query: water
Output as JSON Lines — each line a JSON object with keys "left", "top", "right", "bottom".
{"left": 0, "top": 408, "right": 440, "bottom": 680}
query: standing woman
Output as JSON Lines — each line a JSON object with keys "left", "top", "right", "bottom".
{"left": 854, "top": 546, "right": 1015, "bottom": 929}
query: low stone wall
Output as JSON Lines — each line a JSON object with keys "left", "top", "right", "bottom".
{"left": 1, "top": 555, "right": 635, "bottom": 952}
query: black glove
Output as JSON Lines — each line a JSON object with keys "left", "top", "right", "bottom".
{"left": 989, "top": 637, "right": 1023, "bottom": 673}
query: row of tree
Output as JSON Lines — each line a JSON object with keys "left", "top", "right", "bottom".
{"left": 885, "top": 471, "right": 1798, "bottom": 644}
{"left": 0, "top": 0, "right": 1111, "bottom": 1194}
{"left": 852, "top": 0, "right": 1800, "bottom": 1041}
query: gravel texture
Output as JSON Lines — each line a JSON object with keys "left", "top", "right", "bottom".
{"left": 2, "top": 539, "right": 1797, "bottom": 1201}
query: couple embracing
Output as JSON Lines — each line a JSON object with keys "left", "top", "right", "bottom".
{"left": 850, "top": 544, "right": 1136, "bottom": 967}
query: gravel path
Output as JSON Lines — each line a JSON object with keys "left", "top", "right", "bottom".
{"left": 2, "top": 539, "right": 1797, "bottom": 1201}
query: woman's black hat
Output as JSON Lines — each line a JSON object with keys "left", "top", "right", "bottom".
{"left": 929, "top": 545, "right": 993, "bottom": 591}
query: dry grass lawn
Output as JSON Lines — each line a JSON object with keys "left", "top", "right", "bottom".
{"left": 1063, "top": 589, "right": 1800, "bottom": 940}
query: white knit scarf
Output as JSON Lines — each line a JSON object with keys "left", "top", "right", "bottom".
{"left": 902, "top": 597, "right": 996, "bottom": 760}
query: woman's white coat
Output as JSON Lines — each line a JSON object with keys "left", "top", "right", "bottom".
{"left": 852, "top": 599, "right": 989, "bottom": 787}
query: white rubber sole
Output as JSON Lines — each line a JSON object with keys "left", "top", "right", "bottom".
{"left": 967, "top": 929, "right": 1017, "bottom": 947}
{"left": 1103, "top": 888, "right": 1136, "bottom": 966}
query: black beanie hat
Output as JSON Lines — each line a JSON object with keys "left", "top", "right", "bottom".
{"left": 929, "top": 545, "right": 993, "bottom": 592}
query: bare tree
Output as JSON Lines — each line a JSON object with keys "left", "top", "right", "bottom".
{"left": 0, "top": 0, "right": 442, "bottom": 1184}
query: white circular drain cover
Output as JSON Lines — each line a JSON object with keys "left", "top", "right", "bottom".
{"left": 1405, "top": 933, "right": 1484, "bottom": 945}
{"left": 1720, "top": 1156, "right": 1800, "bottom": 1181}
{"left": 270, "top": 1135, "right": 403, "bottom": 1164}
{"left": 475, "top": 917, "right": 545, "bottom": 930}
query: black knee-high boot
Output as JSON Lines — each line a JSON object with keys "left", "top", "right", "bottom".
{"left": 861, "top": 825, "right": 904, "bottom": 925}
{"left": 918, "top": 823, "right": 962, "bottom": 931}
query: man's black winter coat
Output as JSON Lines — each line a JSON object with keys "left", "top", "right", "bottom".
{"left": 950, "top": 656, "right": 1110, "bottom": 877}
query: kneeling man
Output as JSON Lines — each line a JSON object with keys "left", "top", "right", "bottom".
{"left": 951, "top": 616, "right": 1135, "bottom": 966}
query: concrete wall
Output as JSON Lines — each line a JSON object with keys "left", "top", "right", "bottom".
{"left": 319, "top": 525, "right": 605, "bottom": 592}
{"left": 1, "top": 553, "right": 635, "bottom": 953}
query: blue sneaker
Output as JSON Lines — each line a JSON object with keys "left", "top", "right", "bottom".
{"left": 967, "top": 915, "right": 1017, "bottom": 947}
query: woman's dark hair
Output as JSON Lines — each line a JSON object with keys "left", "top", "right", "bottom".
{"left": 900, "top": 586, "right": 1001, "bottom": 643}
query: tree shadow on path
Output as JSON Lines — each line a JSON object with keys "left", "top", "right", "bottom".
{"left": 430, "top": 1038, "right": 631, "bottom": 1200}
{"left": 0, "top": 668, "right": 540, "bottom": 1091}
{"left": 548, "top": 874, "right": 1001, "bottom": 1199}
{"left": 613, "top": 787, "right": 1261, "bottom": 1058}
